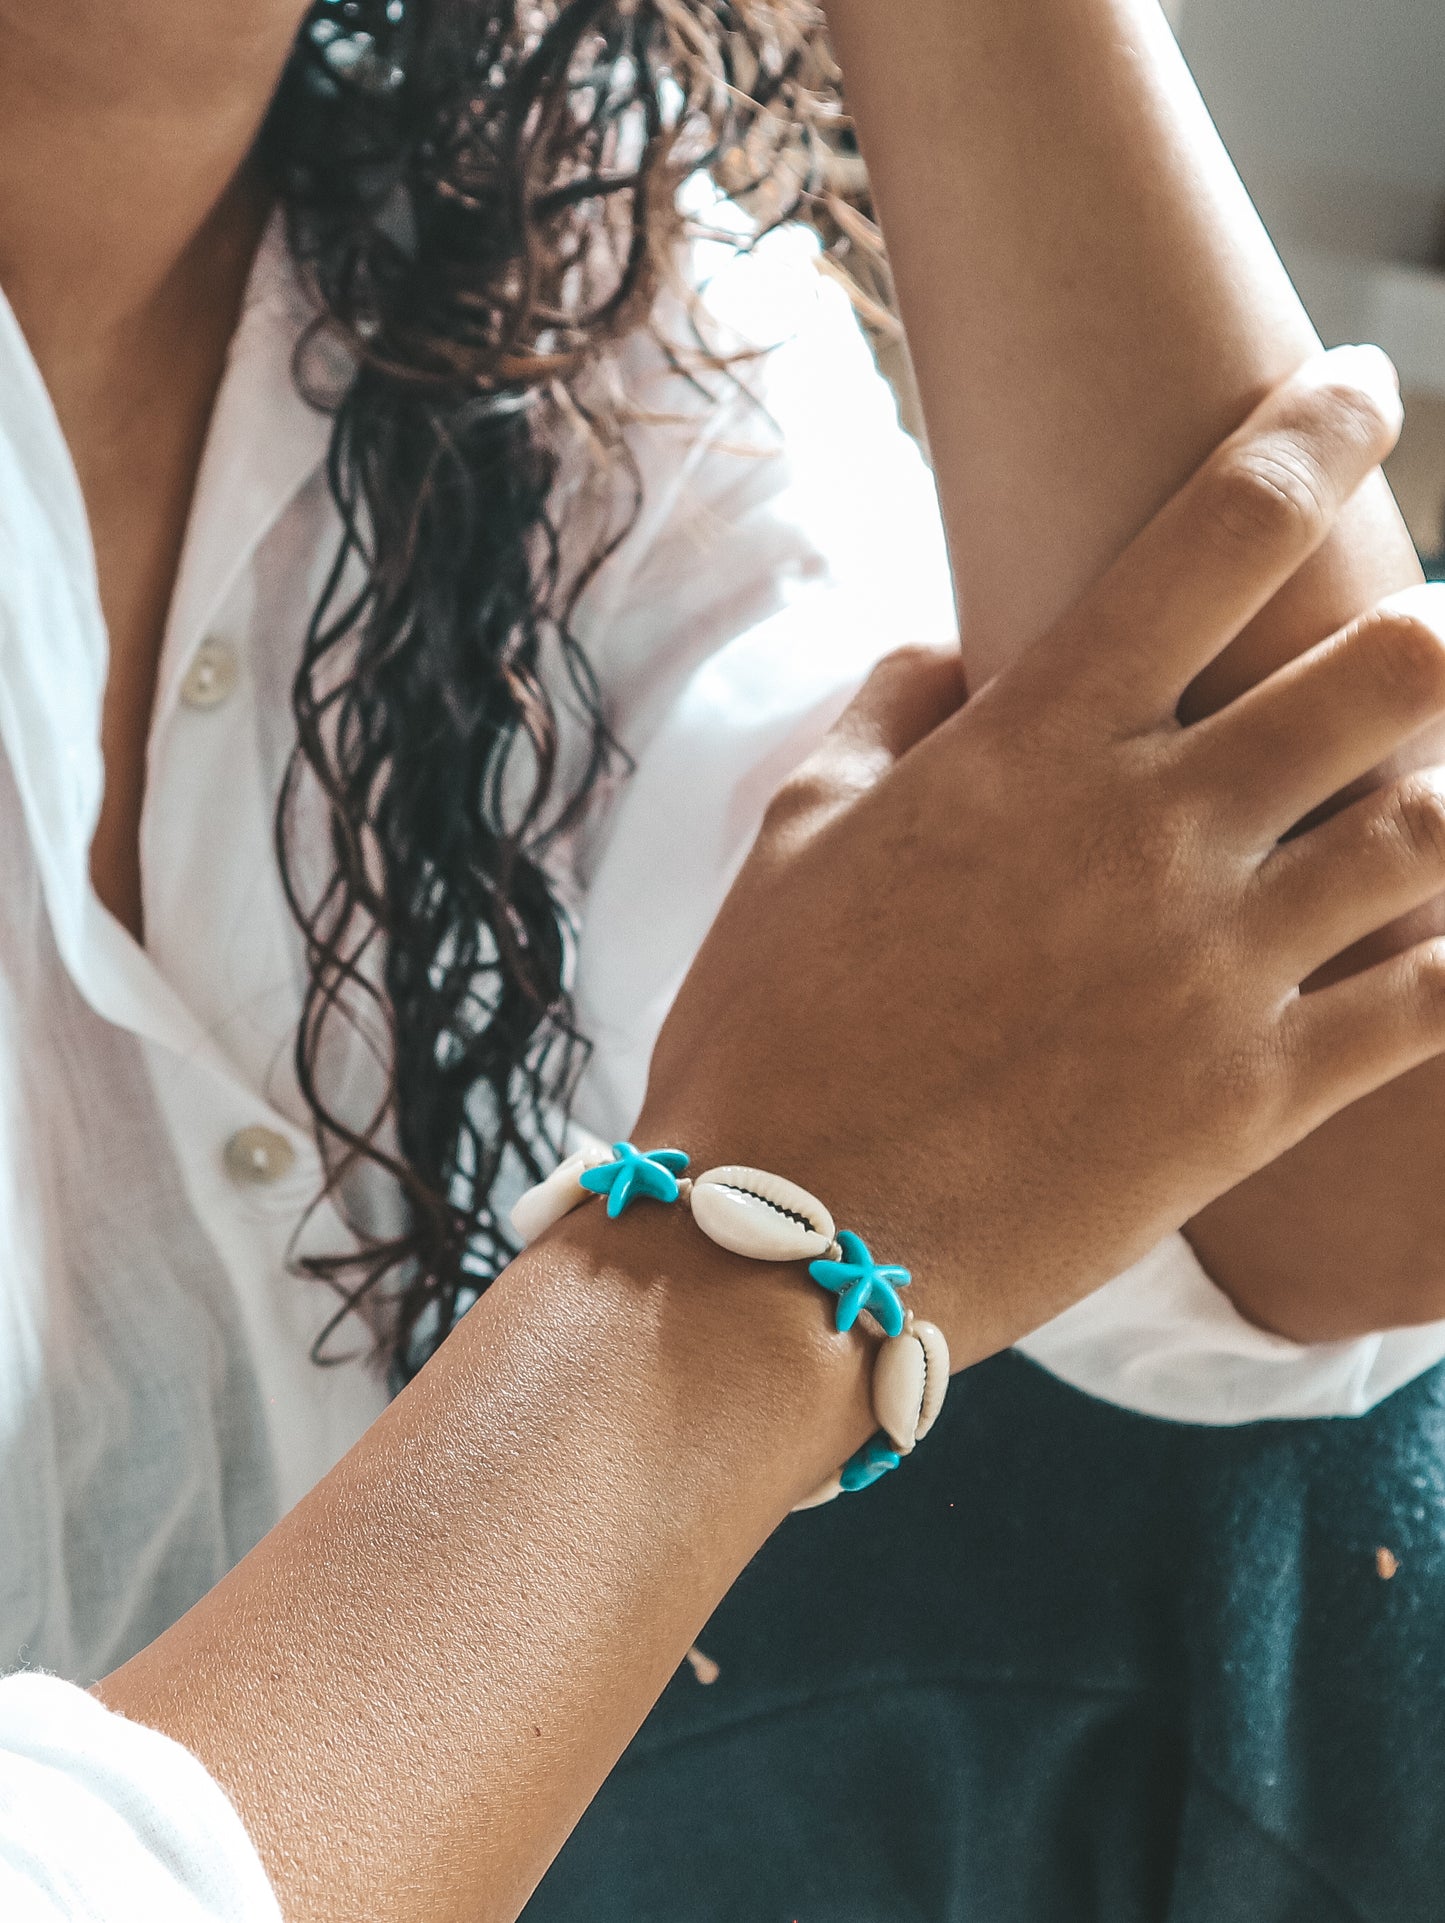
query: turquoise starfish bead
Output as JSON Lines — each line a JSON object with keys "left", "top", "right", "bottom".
{"left": 808, "top": 1229, "right": 911, "bottom": 1336}
{"left": 839, "top": 1436, "right": 902, "bottom": 1493}
{"left": 579, "top": 1142, "right": 690, "bottom": 1217}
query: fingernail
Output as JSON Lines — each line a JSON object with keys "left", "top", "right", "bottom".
{"left": 1376, "top": 581, "right": 1445, "bottom": 637}
{"left": 1295, "top": 343, "right": 1404, "bottom": 431}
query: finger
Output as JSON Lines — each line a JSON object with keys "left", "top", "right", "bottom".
{"left": 1257, "top": 766, "right": 1445, "bottom": 979}
{"left": 829, "top": 644, "right": 969, "bottom": 764}
{"left": 761, "top": 644, "right": 966, "bottom": 837}
{"left": 1028, "top": 344, "right": 1403, "bottom": 729}
{"left": 1285, "top": 936, "right": 1445, "bottom": 1136}
{"left": 1187, "top": 584, "right": 1445, "bottom": 843}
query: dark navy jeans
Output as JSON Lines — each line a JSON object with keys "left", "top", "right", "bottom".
{"left": 523, "top": 1351, "right": 1445, "bottom": 1922}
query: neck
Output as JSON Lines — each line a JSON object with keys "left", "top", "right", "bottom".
{"left": 0, "top": 1, "right": 307, "bottom": 371}
{"left": 0, "top": 2, "right": 316, "bottom": 946}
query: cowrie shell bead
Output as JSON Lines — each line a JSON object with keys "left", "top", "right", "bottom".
{"left": 792, "top": 1471, "right": 844, "bottom": 1511}
{"left": 872, "top": 1316, "right": 951, "bottom": 1453}
{"left": 872, "top": 1334, "right": 926, "bottom": 1454}
{"left": 911, "top": 1317, "right": 950, "bottom": 1442}
{"left": 510, "top": 1146, "right": 610, "bottom": 1246}
{"left": 689, "top": 1166, "right": 835, "bottom": 1262}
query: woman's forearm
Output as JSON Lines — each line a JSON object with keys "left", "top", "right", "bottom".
{"left": 87, "top": 358, "right": 1445, "bottom": 1919}
{"left": 97, "top": 1210, "right": 875, "bottom": 1923}
{"left": 825, "top": 0, "right": 1445, "bottom": 1336}
{"left": 824, "top": 0, "right": 1420, "bottom": 676}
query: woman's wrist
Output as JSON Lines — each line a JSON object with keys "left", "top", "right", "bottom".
{"left": 626, "top": 1100, "right": 1016, "bottom": 1374}
{"left": 511, "top": 1190, "right": 880, "bottom": 1518}
{"left": 97, "top": 1181, "right": 880, "bottom": 1923}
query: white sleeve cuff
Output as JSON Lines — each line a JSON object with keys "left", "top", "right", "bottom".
{"left": 0, "top": 1671, "right": 281, "bottom": 1922}
{"left": 1015, "top": 1232, "right": 1445, "bottom": 1424}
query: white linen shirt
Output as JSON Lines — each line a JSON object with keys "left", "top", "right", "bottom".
{"left": 3, "top": 212, "right": 1445, "bottom": 1917}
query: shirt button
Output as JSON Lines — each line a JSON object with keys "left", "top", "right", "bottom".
{"left": 180, "top": 640, "right": 239, "bottom": 711}
{"left": 224, "top": 1125, "right": 297, "bottom": 1187}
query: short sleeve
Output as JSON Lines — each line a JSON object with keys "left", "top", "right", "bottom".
{"left": 0, "top": 1671, "right": 281, "bottom": 1922}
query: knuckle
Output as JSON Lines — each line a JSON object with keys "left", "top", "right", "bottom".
{"left": 855, "top": 644, "right": 966, "bottom": 734}
{"left": 761, "top": 763, "right": 841, "bottom": 837}
{"left": 1196, "top": 1030, "right": 1292, "bottom": 1168}
{"left": 1354, "top": 608, "right": 1445, "bottom": 715}
{"left": 1383, "top": 776, "right": 1445, "bottom": 871}
{"left": 1291, "top": 376, "right": 1397, "bottom": 459}
{"left": 872, "top": 642, "right": 947, "bottom": 679}
{"left": 855, "top": 644, "right": 949, "bottom": 713}
{"left": 759, "top": 731, "right": 888, "bottom": 840}
{"left": 1205, "top": 442, "right": 1331, "bottom": 554}
{"left": 1408, "top": 939, "right": 1445, "bottom": 1025}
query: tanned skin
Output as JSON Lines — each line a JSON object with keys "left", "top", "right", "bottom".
{"left": 2, "top": 2, "right": 1444, "bottom": 1918}
{"left": 0, "top": 2, "right": 292, "bottom": 939}
{"left": 821, "top": 0, "right": 1445, "bottom": 1337}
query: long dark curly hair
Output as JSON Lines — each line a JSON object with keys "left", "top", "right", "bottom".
{"left": 257, "top": 0, "right": 885, "bottom": 1385}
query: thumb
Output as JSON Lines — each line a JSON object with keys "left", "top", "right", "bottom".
{"left": 759, "top": 644, "right": 967, "bottom": 845}
{"left": 826, "top": 643, "right": 968, "bottom": 768}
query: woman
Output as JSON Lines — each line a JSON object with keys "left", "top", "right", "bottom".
{"left": 2, "top": 2, "right": 1444, "bottom": 1920}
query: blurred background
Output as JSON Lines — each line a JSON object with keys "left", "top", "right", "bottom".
{"left": 1170, "top": 0, "right": 1445, "bottom": 571}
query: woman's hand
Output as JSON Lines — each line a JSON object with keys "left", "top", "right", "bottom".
{"left": 639, "top": 347, "right": 1445, "bottom": 1363}
{"left": 101, "top": 351, "right": 1445, "bottom": 1923}
{"left": 814, "top": 0, "right": 1445, "bottom": 1346}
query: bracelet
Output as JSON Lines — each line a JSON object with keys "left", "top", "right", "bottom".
{"left": 510, "top": 1141, "right": 949, "bottom": 1510}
